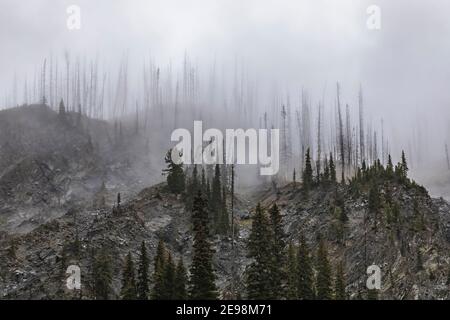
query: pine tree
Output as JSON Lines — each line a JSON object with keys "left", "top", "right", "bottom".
{"left": 323, "top": 156, "right": 330, "bottom": 183}
{"left": 187, "top": 165, "right": 200, "bottom": 210}
{"left": 189, "top": 192, "right": 218, "bottom": 299}
{"left": 211, "top": 164, "right": 222, "bottom": 232}
{"left": 333, "top": 261, "right": 346, "bottom": 300}
{"left": 246, "top": 203, "right": 275, "bottom": 299}
{"left": 296, "top": 235, "right": 314, "bottom": 299}
{"left": 218, "top": 186, "right": 229, "bottom": 235}
{"left": 201, "top": 167, "right": 207, "bottom": 194}
{"left": 316, "top": 239, "right": 332, "bottom": 300}
{"left": 400, "top": 150, "right": 408, "bottom": 180}
{"left": 137, "top": 241, "right": 150, "bottom": 300}
{"left": 367, "top": 289, "right": 379, "bottom": 300}
{"left": 269, "top": 203, "right": 286, "bottom": 298}
{"left": 286, "top": 243, "right": 298, "bottom": 299}
{"left": 302, "top": 148, "right": 313, "bottom": 193}
{"left": 92, "top": 249, "right": 113, "bottom": 300}
{"left": 386, "top": 154, "right": 394, "bottom": 177}
{"left": 59, "top": 99, "right": 66, "bottom": 116}
{"left": 293, "top": 169, "right": 297, "bottom": 190}
{"left": 120, "top": 252, "right": 137, "bottom": 300}
{"left": 163, "top": 149, "right": 186, "bottom": 194}
{"left": 151, "top": 240, "right": 167, "bottom": 300}
{"left": 329, "top": 153, "right": 337, "bottom": 183}
{"left": 161, "top": 252, "right": 175, "bottom": 299}
{"left": 173, "top": 258, "right": 188, "bottom": 299}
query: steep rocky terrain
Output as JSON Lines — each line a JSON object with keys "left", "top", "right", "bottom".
{"left": 1, "top": 106, "right": 450, "bottom": 300}
{"left": 258, "top": 181, "right": 450, "bottom": 299}
{"left": 1, "top": 175, "right": 450, "bottom": 299}
{"left": 0, "top": 104, "right": 160, "bottom": 234}
{"left": 0, "top": 183, "right": 250, "bottom": 299}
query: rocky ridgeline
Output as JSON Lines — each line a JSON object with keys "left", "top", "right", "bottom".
{"left": 257, "top": 179, "right": 450, "bottom": 299}
{"left": 0, "top": 183, "right": 249, "bottom": 299}
{"left": 0, "top": 104, "right": 159, "bottom": 234}
{"left": 0, "top": 175, "right": 450, "bottom": 299}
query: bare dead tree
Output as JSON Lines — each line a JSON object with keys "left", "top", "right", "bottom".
{"left": 359, "top": 85, "right": 365, "bottom": 165}
{"left": 336, "top": 83, "right": 345, "bottom": 183}
{"left": 446, "top": 144, "right": 450, "bottom": 170}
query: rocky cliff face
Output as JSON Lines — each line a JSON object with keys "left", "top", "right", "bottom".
{"left": 0, "top": 105, "right": 159, "bottom": 234}
{"left": 1, "top": 176, "right": 450, "bottom": 299}
{"left": 1, "top": 106, "right": 450, "bottom": 300}
{"left": 257, "top": 181, "right": 450, "bottom": 299}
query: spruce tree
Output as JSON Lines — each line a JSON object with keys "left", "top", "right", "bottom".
{"left": 286, "top": 243, "right": 298, "bottom": 299}
{"left": 151, "top": 240, "right": 167, "bottom": 300}
{"left": 120, "top": 252, "right": 137, "bottom": 300}
{"left": 386, "top": 154, "right": 394, "bottom": 177}
{"left": 329, "top": 153, "right": 337, "bottom": 183}
{"left": 59, "top": 99, "right": 66, "bottom": 116}
{"left": 269, "top": 203, "right": 286, "bottom": 298}
{"left": 186, "top": 165, "right": 200, "bottom": 211}
{"left": 293, "top": 169, "right": 297, "bottom": 189}
{"left": 316, "top": 239, "right": 332, "bottom": 300}
{"left": 201, "top": 167, "right": 207, "bottom": 194}
{"left": 400, "top": 150, "right": 408, "bottom": 180}
{"left": 333, "top": 261, "right": 346, "bottom": 300}
{"left": 296, "top": 235, "right": 314, "bottom": 299}
{"left": 137, "top": 241, "right": 150, "bottom": 300}
{"left": 218, "top": 186, "right": 229, "bottom": 234}
{"left": 163, "top": 149, "right": 186, "bottom": 194}
{"left": 302, "top": 148, "right": 313, "bottom": 193}
{"left": 173, "top": 258, "right": 188, "bottom": 300}
{"left": 161, "top": 252, "right": 175, "bottom": 299}
{"left": 211, "top": 164, "right": 222, "bottom": 232}
{"left": 323, "top": 156, "right": 330, "bottom": 183}
{"left": 367, "top": 289, "right": 379, "bottom": 300}
{"left": 189, "top": 192, "right": 218, "bottom": 299}
{"left": 92, "top": 249, "right": 113, "bottom": 300}
{"left": 246, "top": 203, "right": 275, "bottom": 299}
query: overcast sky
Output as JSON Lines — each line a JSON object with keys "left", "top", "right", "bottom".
{"left": 1, "top": 0, "right": 450, "bottom": 157}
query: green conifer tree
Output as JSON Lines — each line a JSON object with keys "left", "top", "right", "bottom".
{"left": 161, "top": 252, "right": 175, "bottom": 299}
{"left": 401, "top": 150, "right": 408, "bottom": 179}
{"left": 329, "top": 153, "right": 337, "bottom": 183}
{"left": 211, "top": 164, "right": 223, "bottom": 232}
{"left": 286, "top": 243, "right": 298, "bottom": 299}
{"left": 302, "top": 148, "right": 313, "bottom": 193}
{"left": 333, "top": 261, "right": 346, "bottom": 300}
{"left": 137, "top": 241, "right": 150, "bottom": 300}
{"left": 189, "top": 192, "right": 218, "bottom": 299}
{"left": 246, "top": 203, "right": 275, "bottom": 299}
{"left": 173, "top": 258, "right": 188, "bottom": 300}
{"left": 151, "top": 240, "right": 167, "bottom": 300}
{"left": 316, "top": 239, "right": 332, "bottom": 300}
{"left": 269, "top": 203, "right": 286, "bottom": 298}
{"left": 323, "top": 156, "right": 330, "bottom": 183}
{"left": 367, "top": 289, "right": 379, "bottom": 300}
{"left": 92, "top": 249, "right": 113, "bottom": 300}
{"left": 163, "top": 149, "right": 186, "bottom": 194}
{"left": 120, "top": 252, "right": 137, "bottom": 300}
{"left": 386, "top": 154, "right": 394, "bottom": 177}
{"left": 296, "top": 235, "right": 314, "bottom": 299}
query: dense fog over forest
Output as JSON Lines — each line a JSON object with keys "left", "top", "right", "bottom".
{"left": 4, "top": 0, "right": 450, "bottom": 303}
{"left": 1, "top": 0, "right": 450, "bottom": 191}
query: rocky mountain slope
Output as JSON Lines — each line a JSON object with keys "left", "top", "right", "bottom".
{"left": 0, "top": 104, "right": 159, "bottom": 234}
{"left": 1, "top": 174, "right": 450, "bottom": 299}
